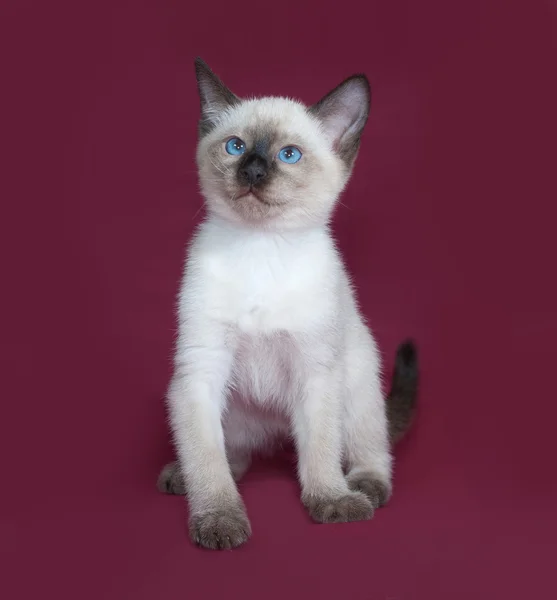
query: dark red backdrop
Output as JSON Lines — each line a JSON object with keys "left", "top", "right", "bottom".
{"left": 2, "top": 1, "right": 556, "bottom": 598}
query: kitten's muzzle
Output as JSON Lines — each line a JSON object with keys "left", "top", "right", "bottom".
{"left": 238, "top": 153, "right": 269, "bottom": 186}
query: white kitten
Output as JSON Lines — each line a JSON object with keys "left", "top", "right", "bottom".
{"left": 158, "top": 59, "right": 418, "bottom": 550}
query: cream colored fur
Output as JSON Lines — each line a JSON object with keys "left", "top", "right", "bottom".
{"left": 167, "top": 63, "right": 391, "bottom": 549}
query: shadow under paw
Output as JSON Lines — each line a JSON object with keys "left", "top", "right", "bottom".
{"left": 189, "top": 506, "right": 251, "bottom": 550}
{"left": 156, "top": 461, "right": 185, "bottom": 495}
{"left": 304, "top": 491, "right": 374, "bottom": 524}
{"left": 347, "top": 472, "right": 391, "bottom": 508}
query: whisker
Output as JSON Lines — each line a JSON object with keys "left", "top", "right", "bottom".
{"left": 209, "top": 156, "right": 230, "bottom": 177}
{"left": 191, "top": 202, "right": 205, "bottom": 221}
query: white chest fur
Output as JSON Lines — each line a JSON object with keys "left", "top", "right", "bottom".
{"left": 187, "top": 221, "right": 339, "bottom": 337}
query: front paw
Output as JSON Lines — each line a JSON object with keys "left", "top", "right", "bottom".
{"left": 303, "top": 491, "right": 374, "bottom": 524}
{"left": 189, "top": 505, "right": 251, "bottom": 550}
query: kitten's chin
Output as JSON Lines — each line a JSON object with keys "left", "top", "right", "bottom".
{"left": 206, "top": 195, "right": 289, "bottom": 228}
{"left": 202, "top": 186, "right": 329, "bottom": 230}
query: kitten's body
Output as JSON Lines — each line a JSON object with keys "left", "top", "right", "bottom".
{"left": 159, "top": 60, "right": 418, "bottom": 549}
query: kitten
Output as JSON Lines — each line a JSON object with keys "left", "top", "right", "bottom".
{"left": 158, "top": 58, "right": 418, "bottom": 550}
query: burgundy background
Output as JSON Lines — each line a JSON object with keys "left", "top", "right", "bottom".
{"left": 2, "top": 1, "right": 556, "bottom": 598}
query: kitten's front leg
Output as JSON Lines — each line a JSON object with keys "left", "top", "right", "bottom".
{"left": 168, "top": 335, "right": 250, "bottom": 550}
{"left": 157, "top": 449, "right": 251, "bottom": 496}
{"left": 294, "top": 367, "right": 374, "bottom": 524}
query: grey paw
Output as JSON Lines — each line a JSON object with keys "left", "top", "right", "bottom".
{"left": 347, "top": 472, "right": 391, "bottom": 508}
{"left": 189, "top": 506, "right": 251, "bottom": 550}
{"left": 156, "top": 461, "right": 186, "bottom": 495}
{"left": 303, "top": 491, "right": 374, "bottom": 524}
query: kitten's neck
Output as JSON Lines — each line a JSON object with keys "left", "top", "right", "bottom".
{"left": 204, "top": 213, "right": 331, "bottom": 239}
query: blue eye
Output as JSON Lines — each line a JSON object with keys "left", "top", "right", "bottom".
{"left": 225, "top": 137, "right": 246, "bottom": 155}
{"left": 278, "top": 146, "right": 302, "bottom": 164}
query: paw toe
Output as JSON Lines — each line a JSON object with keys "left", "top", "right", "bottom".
{"left": 304, "top": 492, "right": 374, "bottom": 524}
{"left": 189, "top": 506, "right": 251, "bottom": 550}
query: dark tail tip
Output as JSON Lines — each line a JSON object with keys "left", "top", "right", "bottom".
{"left": 387, "top": 339, "right": 419, "bottom": 444}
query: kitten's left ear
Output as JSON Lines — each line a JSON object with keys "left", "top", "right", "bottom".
{"left": 194, "top": 57, "right": 240, "bottom": 136}
{"left": 309, "top": 75, "right": 371, "bottom": 166}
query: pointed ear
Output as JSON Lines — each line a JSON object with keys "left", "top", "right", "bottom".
{"left": 309, "top": 75, "right": 371, "bottom": 165}
{"left": 194, "top": 57, "right": 240, "bottom": 136}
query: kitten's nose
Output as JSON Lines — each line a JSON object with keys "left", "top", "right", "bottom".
{"left": 239, "top": 154, "right": 268, "bottom": 186}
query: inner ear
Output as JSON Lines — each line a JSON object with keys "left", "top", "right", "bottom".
{"left": 309, "top": 75, "right": 371, "bottom": 165}
{"left": 194, "top": 57, "right": 240, "bottom": 136}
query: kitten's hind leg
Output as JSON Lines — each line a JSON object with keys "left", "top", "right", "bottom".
{"left": 343, "top": 336, "right": 393, "bottom": 509}
{"left": 344, "top": 411, "right": 393, "bottom": 510}
{"left": 346, "top": 340, "right": 419, "bottom": 506}
{"left": 346, "top": 470, "right": 391, "bottom": 509}
{"left": 157, "top": 461, "right": 185, "bottom": 494}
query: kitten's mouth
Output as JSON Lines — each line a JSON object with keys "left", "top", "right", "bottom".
{"left": 236, "top": 188, "right": 272, "bottom": 206}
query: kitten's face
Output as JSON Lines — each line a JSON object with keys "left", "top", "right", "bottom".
{"left": 194, "top": 59, "right": 370, "bottom": 229}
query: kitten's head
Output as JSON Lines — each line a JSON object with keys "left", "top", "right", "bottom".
{"left": 194, "top": 58, "right": 370, "bottom": 229}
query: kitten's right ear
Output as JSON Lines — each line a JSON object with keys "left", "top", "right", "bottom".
{"left": 194, "top": 58, "right": 239, "bottom": 136}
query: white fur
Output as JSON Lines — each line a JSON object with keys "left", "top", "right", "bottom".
{"left": 168, "top": 91, "right": 391, "bottom": 524}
